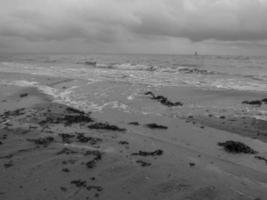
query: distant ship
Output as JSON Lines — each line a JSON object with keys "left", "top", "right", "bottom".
{"left": 194, "top": 51, "right": 198, "bottom": 56}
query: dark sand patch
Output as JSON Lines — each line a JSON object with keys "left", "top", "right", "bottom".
{"left": 191, "top": 114, "right": 267, "bottom": 142}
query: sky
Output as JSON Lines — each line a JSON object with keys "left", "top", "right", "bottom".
{"left": 1, "top": 0, "right": 267, "bottom": 55}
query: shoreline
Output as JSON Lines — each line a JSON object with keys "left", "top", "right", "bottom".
{"left": 0, "top": 72, "right": 267, "bottom": 199}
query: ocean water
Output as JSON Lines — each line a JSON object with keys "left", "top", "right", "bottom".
{"left": 0, "top": 53, "right": 267, "bottom": 120}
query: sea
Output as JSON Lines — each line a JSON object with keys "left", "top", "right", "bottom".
{"left": 0, "top": 53, "right": 267, "bottom": 120}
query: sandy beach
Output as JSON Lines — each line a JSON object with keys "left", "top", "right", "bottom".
{"left": 1, "top": 0, "right": 267, "bottom": 199}
{"left": 0, "top": 71, "right": 267, "bottom": 200}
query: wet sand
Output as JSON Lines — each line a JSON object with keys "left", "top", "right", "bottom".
{"left": 0, "top": 72, "right": 267, "bottom": 200}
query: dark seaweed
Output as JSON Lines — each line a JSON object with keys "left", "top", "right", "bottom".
{"left": 145, "top": 91, "right": 183, "bottom": 107}
{"left": 20, "top": 93, "right": 28, "bottom": 98}
{"left": 27, "top": 136, "right": 54, "bottom": 147}
{"left": 71, "top": 180, "right": 87, "bottom": 188}
{"left": 255, "top": 156, "right": 267, "bottom": 164}
{"left": 87, "top": 186, "right": 103, "bottom": 192}
{"left": 119, "top": 141, "right": 129, "bottom": 145}
{"left": 136, "top": 160, "right": 151, "bottom": 167}
{"left": 66, "top": 107, "right": 86, "bottom": 115}
{"left": 218, "top": 141, "right": 257, "bottom": 154}
{"left": 4, "top": 160, "right": 13, "bottom": 168}
{"left": 132, "top": 149, "right": 163, "bottom": 156}
{"left": 88, "top": 122, "right": 126, "bottom": 131}
{"left": 1, "top": 108, "right": 25, "bottom": 118}
{"left": 39, "top": 107, "right": 93, "bottom": 126}
{"left": 56, "top": 148, "right": 77, "bottom": 155}
{"left": 76, "top": 133, "right": 102, "bottom": 145}
{"left": 84, "top": 150, "right": 103, "bottom": 169}
{"left": 71, "top": 179, "right": 103, "bottom": 193}
{"left": 59, "top": 133, "right": 75, "bottom": 143}
{"left": 242, "top": 100, "right": 262, "bottom": 106}
{"left": 128, "top": 122, "right": 139, "bottom": 126}
{"left": 62, "top": 168, "right": 70, "bottom": 172}
{"left": 145, "top": 123, "right": 168, "bottom": 129}
{"left": 189, "top": 162, "right": 196, "bottom": 167}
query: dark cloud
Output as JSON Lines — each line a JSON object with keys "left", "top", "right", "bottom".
{"left": 0, "top": 0, "right": 267, "bottom": 54}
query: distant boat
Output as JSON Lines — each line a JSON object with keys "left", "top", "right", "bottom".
{"left": 194, "top": 51, "right": 198, "bottom": 56}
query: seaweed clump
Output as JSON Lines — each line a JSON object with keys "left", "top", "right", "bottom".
{"left": 59, "top": 133, "right": 75, "bottom": 143}
{"left": 136, "top": 160, "right": 151, "bottom": 167}
{"left": 84, "top": 150, "right": 103, "bottom": 169}
{"left": 88, "top": 122, "right": 126, "bottom": 131}
{"left": 145, "top": 91, "right": 183, "bottom": 107}
{"left": 242, "top": 100, "right": 262, "bottom": 106}
{"left": 27, "top": 136, "right": 54, "bottom": 147}
{"left": 39, "top": 106, "right": 93, "bottom": 126}
{"left": 76, "top": 133, "right": 102, "bottom": 145}
{"left": 71, "top": 179, "right": 103, "bottom": 192}
{"left": 145, "top": 123, "right": 168, "bottom": 129}
{"left": 242, "top": 97, "right": 267, "bottom": 106}
{"left": 19, "top": 93, "right": 28, "bottom": 98}
{"left": 132, "top": 149, "right": 163, "bottom": 156}
{"left": 218, "top": 141, "right": 257, "bottom": 154}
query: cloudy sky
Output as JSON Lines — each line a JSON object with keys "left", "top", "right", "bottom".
{"left": 1, "top": 0, "right": 267, "bottom": 55}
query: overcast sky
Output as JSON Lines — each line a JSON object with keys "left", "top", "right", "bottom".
{"left": 1, "top": 0, "right": 267, "bottom": 55}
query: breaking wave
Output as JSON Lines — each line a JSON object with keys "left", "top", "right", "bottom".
{"left": 80, "top": 62, "right": 158, "bottom": 71}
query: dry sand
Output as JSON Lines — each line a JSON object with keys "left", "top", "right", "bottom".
{"left": 0, "top": 72, "right": 267, "bottom": 200}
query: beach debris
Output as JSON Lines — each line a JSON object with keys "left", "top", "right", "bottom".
{"left": 1, "top": 108, "right": 25, "bottom": 118}
{"left": 241, "top": 97, "right": 267, "bottom": 106}
{"left": 59, "top": 133, "right": 75, "bottom": 143}
{"left": 4, "top": 160, "right": 14, "bottom": 168}
{"left": 65, "top": 107, "right": 86, "bottom": 115}
{"left": 88, "top": 122, "right": 126, "bottom": 131}
{"left": 56, "top": 148, "right": 77, "bottom": 155}
{"left": 62, "top": 159, "right": 77, "bottom": 165}
{"left": 60, "top": 187, "right": 67, "bottom": 192}
{"left": 76, "top": 133, "right": 102, "bottom": 144}
{"left": 128, "top": 121, "right": 139, "bottom": 126}
{"left": 84, "top": 61, "right": 97, "bottom": 66}
{"left": 62, "top": 168, "right": 70, "bottom": 173}
{"left": 218, "top": 140, "right": 257, "bottom": 154}
{"left": 178, "top": 68, "right": 213, "bottom": 75}
{"left": 39, "top": 107, "right": 93, "bottom": 126}
{"left": 84, "top": 150, "right": 103, "bottom": 169}
{"left": 255, "top": 156, "right": 267, "bottom": 164}
{"left": 242, "top": 100, "right": 262, "bottom": 106}
{"left": 145, "top": 123, "right": 168, "bottom": 129}
{"left": 19, "top": 93, "right": 28, "bottom": 98}
{"left": 145, "top": 91, "right": 183, "bottom": 107}
{"left": 189, "top": 162, "right": 196, "bottom": 167}
{"left": 1, "top": 134, "right": 7, "bottom": 140}
{"left": 132, "top": 149, "right": 163, "bottom": 156}
{"left": 27, "top": 136, "right": 54, "bottom": 147}
{"left": 119, "top": 141, "right": 129, "bottom": 145}
{"left": 61, "top": 115, "right": 93, "bottom": 126}
{"left": 71, "top": 179, "right": 103, "bottom": 195}
{"left": 87, "top": 185, "right": 103, "bottom": 192}
{"left": 71, "top": 180, "right": 87, "bottom": 188}
{"left": 136, "top": 160, "right": 151, "bottom": 167}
